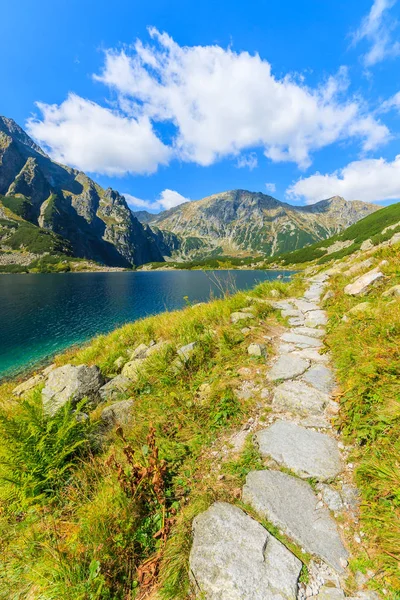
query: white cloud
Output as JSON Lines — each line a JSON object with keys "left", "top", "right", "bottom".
{"left": 26, "top": 93, "right": 171, "bottom": 176}
{"left": 381, "top": 90, "right": 400, "bottom": 111}
{"left": 287, "top": 155, "right": 400, "bottom": 204}
{"left": 236, "top": 153, "right": 258, "bottom": 170}
{"left": 265, "top": 182, "right": 276, "bottom": 193}
{"left": 95, "top": 29, "right": 388, "bottom": 169}
{"left": 124, "top": 189, "right": 189, "bottom": 211}
{"left": 26, "top": 30, "right": 390, "bottom": 176}
{"left": 352, "top": 0, "right": 400, "bottom": 66}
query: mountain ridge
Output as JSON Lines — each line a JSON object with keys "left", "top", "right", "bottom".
{"left": 0, "top": 115, "right": 380, "bottom": 268}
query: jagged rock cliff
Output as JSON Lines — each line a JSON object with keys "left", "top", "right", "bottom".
{"left": 135, "top": 190, "right": 379, "bottom": 259}
{"left": 0, "top": 116, "right": 163, "bottom": 267}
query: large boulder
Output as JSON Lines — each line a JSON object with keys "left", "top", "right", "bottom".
{"left": 344, "top": 270, "right": 384, "bottom": 296}
{"left": 255, "top": 420, "right": 342, "bottom": 481}
{"left": 189, "top": 502, "right": 301, "bottom": 600}
{"left": 243, "top": 471, "right": 348, "bottom": 572}
{"left": 42, "top": 364, "right": 104, "bottom": 415}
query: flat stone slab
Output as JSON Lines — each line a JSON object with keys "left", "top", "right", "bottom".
{"left": 243, "top": 471, "right": 348, "bottom": 572}
{"left": 255, "top": 420, "right": 342, "bottom": 481}
{"left": 268, "top": 355, "right": 310, "bottom": 381}
{"left": 281, "top": 332, "right": 323, "bottom": 349}
{"left": 302, "top": 364, "right": 335, "bottom": 394}
{"left": 293, "top": 300, "right": 320, "bottom": 313}
{"left": 291, "top": 349, "right": 328, "bottom": 363}
{"left": 344, "top": 270, "right": 384, "bottom": 296}
{"left": 272, "top": 381, "right": 329, "bottom": 415}
{"left": 305, "top": 310, "right": 328, "bottom": 327}
{"left": 290, "top": 327, "right": 325, "bottom": 339}
{"left": 190, "top": 502, "right": 301, "bottom": 600}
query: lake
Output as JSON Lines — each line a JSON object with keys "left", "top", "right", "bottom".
{"left": 0, "top": 269, "right": 293, "bottom": 379}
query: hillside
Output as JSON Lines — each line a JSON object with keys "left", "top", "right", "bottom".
{"left": 134, "top": 190, "right": 380, "bottom": 260}
{"left": 0, "top": 116, "right": 165, "bottom": 268}
{"left": 266, "top": 201, "right": 400, "bottom": 266}
{"left": 0, "top": 223, "right": 398, "bottom": 598}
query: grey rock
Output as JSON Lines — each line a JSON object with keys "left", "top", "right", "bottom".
{"left": 189, "top": 502, "right": 301, "bottom": 600}
{"left": 347, "top": 259, "right": 373, "bottom": 276}
{"left": 243, "top": 470, "right": 349, "bottom": 572}
{"left": 177, "top": 341, "right": 198, "bottom": 362}
{"left": 300, "top": 415, "right": 331, "bottom": 429}
{"left": 302, "top": 364, "right": 335, "bottom": 394}
{"left": 130, "top": 343, "right": 149, "bottom": 359}
{"left": 291, "top": 326, "right": 325, "bottom": 339}
{"left": 288, "top": 317, "right": 305, "bottom": 326}
{"left": 291, "top": 348, "right": 329, "bottom": 363}
{"left": 344, "top": 270, "right": 384, "bottom": 296}
{"left": 145, "top": 340, "right": 170, "bottom": 356}
{"left": 341, "top": 484, "right": 360, "bottom": 512}
{"left": 316, "top": 586, "right": 345, "bottom": 600}
{"left": 248, "top": 343, "right": 266, "bottom": 357}
{"left": 382, "top": 284, "right": 400, "bottom": 298}
{"left": 241, "top": 327, "right": 251, "bottom": 334}
{"left": 322, "top": 290, "right": 334, "bottom": 302}
{"left": 293, "top": 299, "right": 320, "bottom": 313}
{"left": 282, "top": 309, "right": 302, "bottom": 318}
{"left": 101, "top": 399, "right": 134, "bottom": 426}
{"left": 272, "top": 381, "right": 329, "bottom": 415}
{"left": 389, "top": 231, "right": 400, "bottom": 246}
{"left": 281, "top": 332, "right": 323, "bottom": 349}
{"left": 42, "top": 364, "right": 104, "bottom": 415}
{"left": 99, "top": 375, "right": 131, "bottom": 401}
{"left": 231, "top": 311, "right": 255, "bottom": 324}
{"left": 268, "top": 355, "right": 310, "bottom": 381}
{"left": 13, "top": 373, "right": 45, "bottom": 396}
{"left": 317, "top": 484, "right": 344, "bottom": 512}
{"left": 122, "top": 358, "right": 144, "bottom": 381}
{"left": 305, "top": 310, "right": 328, "bottom": 327}
{"left": 114, "top": 356, "right": 125, "bottom": 371}
{"left": 255, "top": 420, "right": 342, "bottom": 481}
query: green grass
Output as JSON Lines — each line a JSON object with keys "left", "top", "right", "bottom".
{"left": 0, "top": 275, "right": 301, "bottom": 599}
{"left": 268, "top": 201, "right": 400, "bottom": 266}
{"left": 323, "top": 244, "right": 400, "bottom": 594}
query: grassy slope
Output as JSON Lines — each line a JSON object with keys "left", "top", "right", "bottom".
{"left": 268, "top": 201, "right": 400, "bottom": 266}
{"left": 0, "top": 278, "right": 304, "bottom": 600}
{"left": 321, "top": 245, "right": 400, "bottom": 593}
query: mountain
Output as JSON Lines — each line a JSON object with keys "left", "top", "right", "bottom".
{"left": 134, "top": 190, "right": 380, "bottom": 260}
{"left": 0, "top": 116, "right": 164, "bottom": 267}
{"left": 0, "top": 115, "right": 380, "bottom": 269}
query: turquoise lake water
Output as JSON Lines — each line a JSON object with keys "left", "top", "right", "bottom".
{"left": 0, "top": 269, "right": 293, "bottom": 379}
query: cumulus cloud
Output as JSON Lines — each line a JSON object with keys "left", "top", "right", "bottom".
{"left": 27, "top": 29, "right": 389, "bottom": 175}
{"left": 352, "top": 0, "right": 400, "bottom": 66}
{"left": 265, "top": 182, "right": 276, "bottom": 193}
{"left": 26, "top": 93, "right": 171, "bottom": 176}
{"left": 95, "top": 29, "right": 388, "bottom": 169}
{"left": 124, "top": 189, "right": 189, "bottom": 211}
{"left": 287, "top": 155, "right": 400, "bottom": 204}
{"left": 236, "top": 153, "right": 258, "bottom": 170}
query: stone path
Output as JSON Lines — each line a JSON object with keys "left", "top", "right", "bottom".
{"left": 189, "top": 274, "right": 369, "bottom": 600}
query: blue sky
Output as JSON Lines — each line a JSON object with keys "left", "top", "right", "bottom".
{"left": 2, "top": 0, "right": 400, "bottom": 211}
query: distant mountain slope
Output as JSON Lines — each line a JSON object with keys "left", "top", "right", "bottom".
{"left": 137, "top": 189, "right": 380, "bottom": 259}
{"left": 0, "top": 116, "right": 163, "bottom": 267}
{"left": 269, "top": 201, "right": 400, "bottom": 265}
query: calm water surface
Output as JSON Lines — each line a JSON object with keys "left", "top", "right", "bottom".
{"left": 0, "top": 269, "right": 294, "bottom": 379}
